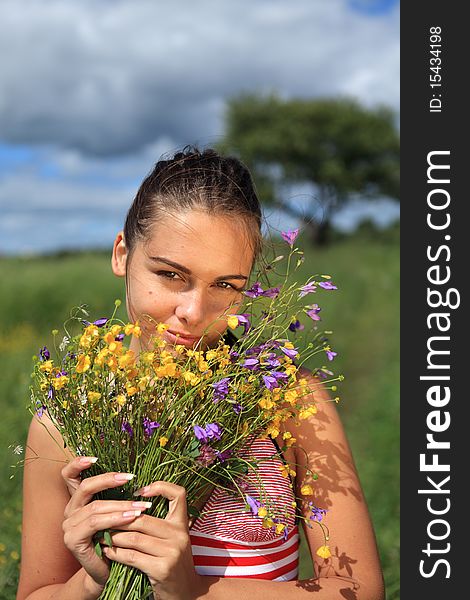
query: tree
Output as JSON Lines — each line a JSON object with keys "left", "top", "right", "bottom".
{"left": 217, "top": 93, "right": 399, "bottom": 245}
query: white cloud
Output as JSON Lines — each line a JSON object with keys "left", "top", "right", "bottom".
{"left": 0, "top": 0, "right": 399, "bottom": 156}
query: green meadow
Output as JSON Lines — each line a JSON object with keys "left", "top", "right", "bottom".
{"left": 0, "top": 225, "right": 399, "bottom": 599}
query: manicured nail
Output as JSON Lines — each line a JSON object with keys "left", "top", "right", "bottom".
{"left": 132, "top": 485, "right": 150, "bottom": 496}
{"left": 131, "top": 501, "right": 152, "bottom": 509}
{"left": 80, "top": 456, "right": 98, "bottom": 465}
{"left": 123, "top": 510, "right": 141, "bottom": 517}
{"left": 114, "top": 473, "right": 135, "bottom": 482}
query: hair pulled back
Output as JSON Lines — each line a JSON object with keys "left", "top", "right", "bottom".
{"left": 123, "top": 145, "right": 263, "bottom": 264}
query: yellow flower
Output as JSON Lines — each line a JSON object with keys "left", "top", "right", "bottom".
{"left": 62, "top": 400, "right": 68, "bottom": 409}
{"left": 285, "top": 436, "right": 296, "bottom": 447}
{"left": 257, "top": 507, "right": 268, "bottom": 518}
{"left": 262, "top": 517, "right": 274, "bottom": 529}
{"left": 258, "top": 396, "right": 275, "bottom": 410}
{"left": 182, "top": 371, "right": 200, "bottom": 385}
{"left": 119, "top": 350, "right": 135, "bottom": 369}
{"left": 316, "top": 545, "right": 332, "bottom": 559}
{"left": 159, "top": 436, "right": 169, "bottom": 447}
{"left": 126, "top": 383, "right": 138, "bottom": 396}
{"left": 87, "top": 391, "right": 102, "bottom": 403}
{"left": 124, "top": 322, "right": 142, "bottom": 337}
{"left": 279, "top": 464, "right": 296, "bottom": 478}
{"left": 79, "top": 325, "right": 100, "bottom": 349}
{"left": 301, "top": 484, "right": 314, "bottom": 496}
{"left": 76, "top": 354, "right": 91, "bottom": 373}
{"left": 115, "top": 394, "right": 127, "bottom": 407}
{"left": 107, "top": 355, "right": 118, "bottom": 372}
{"left": 10, "top": 550, "right": 19, "bottom": 561}
{"left": 299, "top": 405, "right": 317, "bottom": 420}
{"left": 284, "top": 365, "right": 297, "bottom": 377}
{"left": 266, "top": 424, "right": 280, "bottom": 438}
{"left": 284, "top": 341, "right": 295, "bottom": 350}
{"left": 227, "top": 315, "right": 239, "bottom": 329}
{"left": 284, "top": 389, "right": 298, "bottom": 404}
{"left": 205, "top": 349, "right": 219, "bottom": 361}
{"left": 141, "top": 351, "right": 155, "bottom": 364}
{"left": 275, "top": 523, "right": 286, "bottom": 534}
{"left": 52, "top": 375, "right": 69, "bottom": 390}
{"left": 108, "top": 341, "right": 123, "bottom": 355}
{"left": 156, "top": 322, "right": 170, "bottom": 334}
{"left": 39, "top": 360, "right": 54, "bottom": 373}
{"left": 138, "top": 376, "right": 150, "bottom": 391}
{"left": 95, "top": 348, "right": 109, "bottom": 366}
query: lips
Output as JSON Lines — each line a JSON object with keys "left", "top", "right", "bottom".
{"left": 164, "top": 329, "right": 203, "bottom": 347}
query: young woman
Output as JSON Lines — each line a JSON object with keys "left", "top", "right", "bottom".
{"left": 17, "top": 147, "right": 385, "bottom": 600}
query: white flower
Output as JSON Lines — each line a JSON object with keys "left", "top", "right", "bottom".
{"left": 12, "top": 445, "right": 23, "bottom": 455}
{"left": 59, "top": 336, "right": 70, "bottom": 352}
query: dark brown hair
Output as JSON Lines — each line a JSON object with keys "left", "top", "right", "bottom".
{"left": 123, "top": 145, "right": 263, "bottom": 263}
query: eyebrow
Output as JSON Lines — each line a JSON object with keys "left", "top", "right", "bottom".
{"left": 148, "top": 256, "right": 249, "bottom": 282}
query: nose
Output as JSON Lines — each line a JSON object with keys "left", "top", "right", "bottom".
{"left": 174, "top": 288, "right": 206, "bottom": 329}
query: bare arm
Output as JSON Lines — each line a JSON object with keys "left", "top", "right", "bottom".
{"left": 16, "top": 413, "right": 104, "bottom": 600}
{"left": 192, "top": 371, "right": 385, "bottom": 600}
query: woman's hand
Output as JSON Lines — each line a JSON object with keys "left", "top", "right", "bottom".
{"left": 101, "top": 481, "right": 203, "bottom": 600}
{"left": 61, "top": 457, "right": 151, "bottom": 593}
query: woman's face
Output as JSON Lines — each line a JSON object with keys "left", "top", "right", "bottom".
{"left": 112, "top": 209, "right": 255, "bottom": 353}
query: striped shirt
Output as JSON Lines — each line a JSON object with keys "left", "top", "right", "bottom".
{"left": 189, "top": 435, "right": 300, "bottom": 581}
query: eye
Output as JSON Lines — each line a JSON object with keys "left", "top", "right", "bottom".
{"left": 156, "top": 270, "right": 181, "bottom": 280}
{"left": 216, "top": 281, "right": 242, "bottom": 292}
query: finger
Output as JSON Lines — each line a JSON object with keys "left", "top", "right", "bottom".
{"left": 64, "top": 510, "right": 143, "bottom": 546}
{"left": 66, "top": 500, "right": 153, "bottom": 528}
{"left": 67, "top": 472, "right": 135, "bottom": 513}
{"left": 101, "top": 545, "right": 157, "bottom": 574}
{"left": 105, "top": 530, "right": 168, "bottom": 558}
{"left": 112, "top": 514, "right": 182, "bottom": 541}
{"left": 61, "top": 456, "right": 98, "bottom": 495}
{"left": 132, "top": 481, "right": 188, "bottom": 526}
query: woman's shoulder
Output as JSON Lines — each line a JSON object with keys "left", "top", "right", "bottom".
{"left": 27, "top": 411, "right": 74, "bottom": 463}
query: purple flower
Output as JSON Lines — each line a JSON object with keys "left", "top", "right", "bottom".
{"left": 193, "top": 424, "right": 208, "bottom": 443}
{"left": 211, "top": 377, "right": 230, "bottom": 402}
{"left": 280, "top": 346, "right": 299, "bottom": 360}
{"left": 299, "top": 282, "right": 317, "bottom": 298}
{"left": 281, "top": 228, "right": 300, "bottom": 246}
{"left": 309, "top": 503, "right": 328, "bottom": 522}
{"left": 205, "top": 422, "right": 223, "bottom": 441}
{"left": 262, "top": 373, "right": 281, "bottom": 391}
{"left": 115, "top": 333, "right": 125, "bottom": 341}
{"left": 81, "top": 317, "right": 109, "bottom": 327}
{"left": 197, "top": 444, "right": 217, "bottom": 467}
{"left": 47, "top": 385, "right": 54, "bottom": 399}
{"left": 319, "top": 281, "right": 337, "bottom": 290}
{"left": 121, "top": 421, "right": 134, "bottom": 437}
{"left": 194, "top": 422, "right": 223, "bottom": 443}
{"left": 244, "top": 282, "right": 264, "bottom": 298}
{"left": 316, "top": 367, "right": 333, "bottom": 380}
{"left": 215, "top": 448, "right": 232, "bottom": 463}
{"left": 39, "top": 346, "right": 50, "bottom": 361}
{"left": 233, "top": 402, "right": 243, "bottom": 414}
{"left": 36, "top": 400, "right": 45, "bottom": 418}
{"left": 236, "top": 313, "right": 252, "bottom": 336}
{"left": 228, "top": 351, "right": 240, "bottom": 364}
{"left": 261, "top": 286, "right": 280, "bottom": 299}
{"left": 262, "top": 353, "right": 281, "bottom": 368}
{"left": 143, "top": 417, "right": 160, "bottom": 438}
{"left": 242, "top": 357, "right": 260, "bottom": 370}
{"left": 288, "top": 319, "right": 305, "bottom": 333}
{"left": 94, "top": 318, "right": 109, "bottom": 327}
{"left": 283, "top": 525, "right": 289, "bottom": 541}
{"left": 306, "top": 304, "right": 321, "bottom": 321}
{"left": 246, "top": 495, "right": 261, "bottom": 516}
{"left": 326, "top": 349, "right": 338, "bottom": 361}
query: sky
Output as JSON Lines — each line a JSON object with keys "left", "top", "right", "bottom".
{"left": 0, "top": 0, "right": 400, "bottom": 255}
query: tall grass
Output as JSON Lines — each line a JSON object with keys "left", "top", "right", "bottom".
{"left": 0, "top": 228, "right": 399, "bottom": 599}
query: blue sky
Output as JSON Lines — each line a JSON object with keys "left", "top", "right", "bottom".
{"left": 0, "top": 0, "right": 399, "bottom": 255}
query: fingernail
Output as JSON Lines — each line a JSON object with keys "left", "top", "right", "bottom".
{"left": 131, "top": 501, "right": 152, "bottom": 509}
{"left": 132, "top": 485, "right": 150, "bottom": 496}
{"left": 123, "top": 510, "right": 141, "bottom": 517}
{"left": 80, "top": 456, "right": 98, "bottom": 465}
{"left": 114, "top": 473, "right": 135, "bottom": 482}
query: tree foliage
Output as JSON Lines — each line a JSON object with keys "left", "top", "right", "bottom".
{"left": 217, "top": 93, "right": 399, "bottom": 244}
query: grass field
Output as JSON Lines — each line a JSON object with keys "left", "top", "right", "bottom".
{"left": 0, "top": 225, "right": 399, "bottom": 599}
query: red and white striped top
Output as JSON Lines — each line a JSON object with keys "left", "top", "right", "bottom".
{"left": 189, "top": 436, "right": 300, "bottom": 581}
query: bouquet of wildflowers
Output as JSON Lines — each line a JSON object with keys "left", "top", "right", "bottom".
{"left": 29, "top": 229, "right": 343, "bottom": 599}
